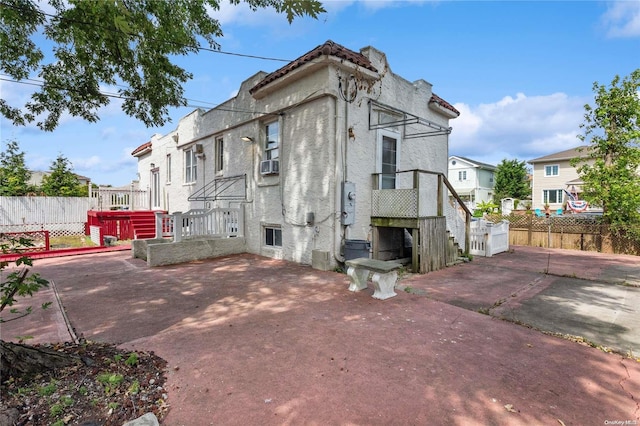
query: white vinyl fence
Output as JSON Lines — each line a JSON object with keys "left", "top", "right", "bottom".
{"left": 0, "top": 196, "right": 90, "bottom": 237}
{"left": 469, "top": 219, "right": 510, "bottom": 257}
{"left": 1, "top": 191, "right": 151, "bottom": 239}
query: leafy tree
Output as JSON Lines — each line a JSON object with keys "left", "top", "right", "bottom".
{"left": 40, "top": 155, "right": 87, "bottom": 196}
{"left": 492, "top": 159, "right": 531, "bottom": 203}
{"left": 475, "top": 200, "right": 499, "bottom": 216}
{"left": 0, "top": 140, "right": 35, "bottom": 195}
{"left": 0, "top": 0, "right": 325, "bottom": 131}
{"left": 571, "top": 69, "right": 640, "bottom": 227}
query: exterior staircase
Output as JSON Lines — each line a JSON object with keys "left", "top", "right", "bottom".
{"left": 130, "top": 211, "right": 161, "bottom": 240}
{"left": 446, "top": 231, "right": 466, "bottom": 266}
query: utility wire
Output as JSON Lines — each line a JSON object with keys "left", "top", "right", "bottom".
{"left": 0, "top": 1, "right": 292, "bottom": 117}
{"left": 0, "top": 0, "right": 293, "bottom": 63}
{"left": 0, "top": 76, "right": 274, "bottom": 116}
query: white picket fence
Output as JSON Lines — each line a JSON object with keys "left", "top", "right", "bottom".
{"left": 155, "top": 208, "right": 243, "bottom": 242}
{"left": 469, "top": 219, "right": 510, "bottom": 257}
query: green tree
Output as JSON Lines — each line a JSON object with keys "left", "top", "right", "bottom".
{"left": 0, "top": 140, "right": 34, "bottom": 195}
{"left": 492, "top": 159, "right": 531, "bottom": 203}
{"left": 40, "top": 155, "right": 87, "bottom": 196}
{"left": 571, "top": 69, "right": 640, "bottom": 227}
{"left": 0, "top": 0, "right": 325, "bottom": 131}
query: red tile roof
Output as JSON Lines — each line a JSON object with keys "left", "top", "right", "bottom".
{"left": 131, "top": 141, "right": 151, "bottom": 156}
{"left": 250, "top": 40, "right": 378, "bottom": 94}
{"left": 430, "top": 93, "right": 460, "bottom": 116}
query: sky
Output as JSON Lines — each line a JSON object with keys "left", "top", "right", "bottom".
{"left": 1, "top": 0, "right": 639, "bottom": 187}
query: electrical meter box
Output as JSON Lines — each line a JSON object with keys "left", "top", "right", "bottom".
{"left": 341, "top": 181, "right": 356, "bottom": 225}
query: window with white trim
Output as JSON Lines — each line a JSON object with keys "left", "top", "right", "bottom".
{"left": 166, "top": 154, "right": 171, "bottom": 183}
{"left": 265, "top": 121, "right": 279, "bottom": 161}
{"left": 215, "top": 137, "right": 224, "bottom": 172}
{"left": 458, "top": 170, "right": 467, "bottom": 181}
{"left": 184, "top": 148, "right": 197, "bottom": 183}
{"left": 544, "top": 165, "right": 559, "bottom": 176}
{"left": 543, "top": 189, "right": 563, "bottom": 204}
{"left": 264, "top": 225, "right": 282, "bottom": 247}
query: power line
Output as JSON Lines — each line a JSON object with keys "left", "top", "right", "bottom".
{"left": 0, "top": 1, "right": 293, "bottom": 63}
{"left": 0, "top": 76, "right": 275, "bottom": 117}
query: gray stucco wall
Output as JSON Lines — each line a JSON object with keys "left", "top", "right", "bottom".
{"left": 134, "top": 44, "right": 456, "bottom": 270}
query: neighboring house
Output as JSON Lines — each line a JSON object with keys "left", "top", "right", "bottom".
{"left": 447, "top": 156, "right": 496, "bottom": 210}
{"left": 28, "top": 171, "right": 91, "bottom": 188}
{"left": 132, "top": 40, "right": 460, "bottom": 271}
{"left": 528, "top": 146, "right": 596, "bottom": 212}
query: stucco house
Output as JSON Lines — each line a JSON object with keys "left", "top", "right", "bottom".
{"left": 447, "top": 156, "right": 496, "bottom": 211}
{"left": 528, "top": 146, "right": 597, "bottom": 213}
{"left": 132, "top": 41, "right": 464, "bottom": 272}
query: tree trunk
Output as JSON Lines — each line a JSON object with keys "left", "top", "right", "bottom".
{"left": 0, "top": 340, "right": 79, "bottom": 380}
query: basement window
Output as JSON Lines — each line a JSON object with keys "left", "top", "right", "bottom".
{"left": 264, "top": 225, "right": 282, "bottom": 247}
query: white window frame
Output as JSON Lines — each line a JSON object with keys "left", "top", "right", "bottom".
{"left": 544, "top": 164, "right": 559, "bottom": 177}
{"left": 376, "top": 129, "right": 401, "bottom": 189}
{"left": 151, "top": 168, "right": 161, "bottom": 209}
{"left": 543, "top": 189, "right": 563, "bottom": 204}
{"left": 166, "top": 154, "right": 171, "bottom": 184}
{"left": 215, "top": 137, "right": 224, "bottom": 173}
{"left": 264, "top": 225, "right": 282, "bottom": 247}
{"left": 184, "top": 147, "right": 197, "bottom": 184}
{"left": 265, "top": 121, "right": 279, "bottom": 161}
{"left": 458, "top": 170, "right": 467, "bottom": 181}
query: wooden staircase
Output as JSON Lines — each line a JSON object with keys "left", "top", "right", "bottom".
{"left": 446, "top": 231, "right": 466, "bottom": 266}
{"left": 130, "top": 211, "right": 162, "bottom": 240}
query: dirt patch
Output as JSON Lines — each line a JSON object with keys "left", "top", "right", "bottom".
{"left": 1, "top": 341, "right": 168, "bottom": 425}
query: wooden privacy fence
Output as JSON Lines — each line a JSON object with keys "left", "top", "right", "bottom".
{"left": 500, "top": 214, "right": 640, "bottom": 256}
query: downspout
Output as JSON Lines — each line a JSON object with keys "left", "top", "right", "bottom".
{"left": 332, "top": 95, "right": 345, "bottom": 264}
{"left": 343, "top": 86, "right": 350, "bottom": 241}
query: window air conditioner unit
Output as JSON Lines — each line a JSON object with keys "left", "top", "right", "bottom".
{"left": 260, "top": 159, "right": 279, "bottom": 175}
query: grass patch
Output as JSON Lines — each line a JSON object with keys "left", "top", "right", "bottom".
{"left": 49, "top": 235, "right": 97, "bottom": 249}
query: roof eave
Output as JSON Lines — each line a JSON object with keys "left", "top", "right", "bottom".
{"left": 132, "top": 146, "right": 152, "bottom": 157}
{"left": 429, "top": 99, "right": 460, "bottom": 119}
{"left": 251, "top": 56, "right": 379, "bottom": 100}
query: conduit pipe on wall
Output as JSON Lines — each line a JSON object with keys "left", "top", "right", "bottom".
{"left": 256, "top": 89, "right": 344, "bottom": 266}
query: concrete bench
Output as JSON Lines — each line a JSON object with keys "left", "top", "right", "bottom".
{"left": 345, "top": 258, "right": 403, "bottom": 300}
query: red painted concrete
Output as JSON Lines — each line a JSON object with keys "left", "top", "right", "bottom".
{"left": 3, "top": 247, "right": 639, "bottom": 425}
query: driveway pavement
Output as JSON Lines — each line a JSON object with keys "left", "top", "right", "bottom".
{"left": 3, "top": 246, "right": 639, "bottom": 425}
{"left": 402, "top": 245, "right": 640, "bottom": 356}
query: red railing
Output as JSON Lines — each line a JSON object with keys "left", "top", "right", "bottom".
{"left": 0, "top": 230, "right": 50, "bottom": 253}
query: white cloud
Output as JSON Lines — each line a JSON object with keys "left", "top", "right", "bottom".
{"left": 208, "top": 1, "right": 280, "bottom": 26}
{"left": 449, "top": 92, "right": 587, "bottom": 166}
{"left": 71, "top": 155, "right": 101, "bottom": 170}
{"left": 602, "top": 1, "right": 640, "bottom": 38}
